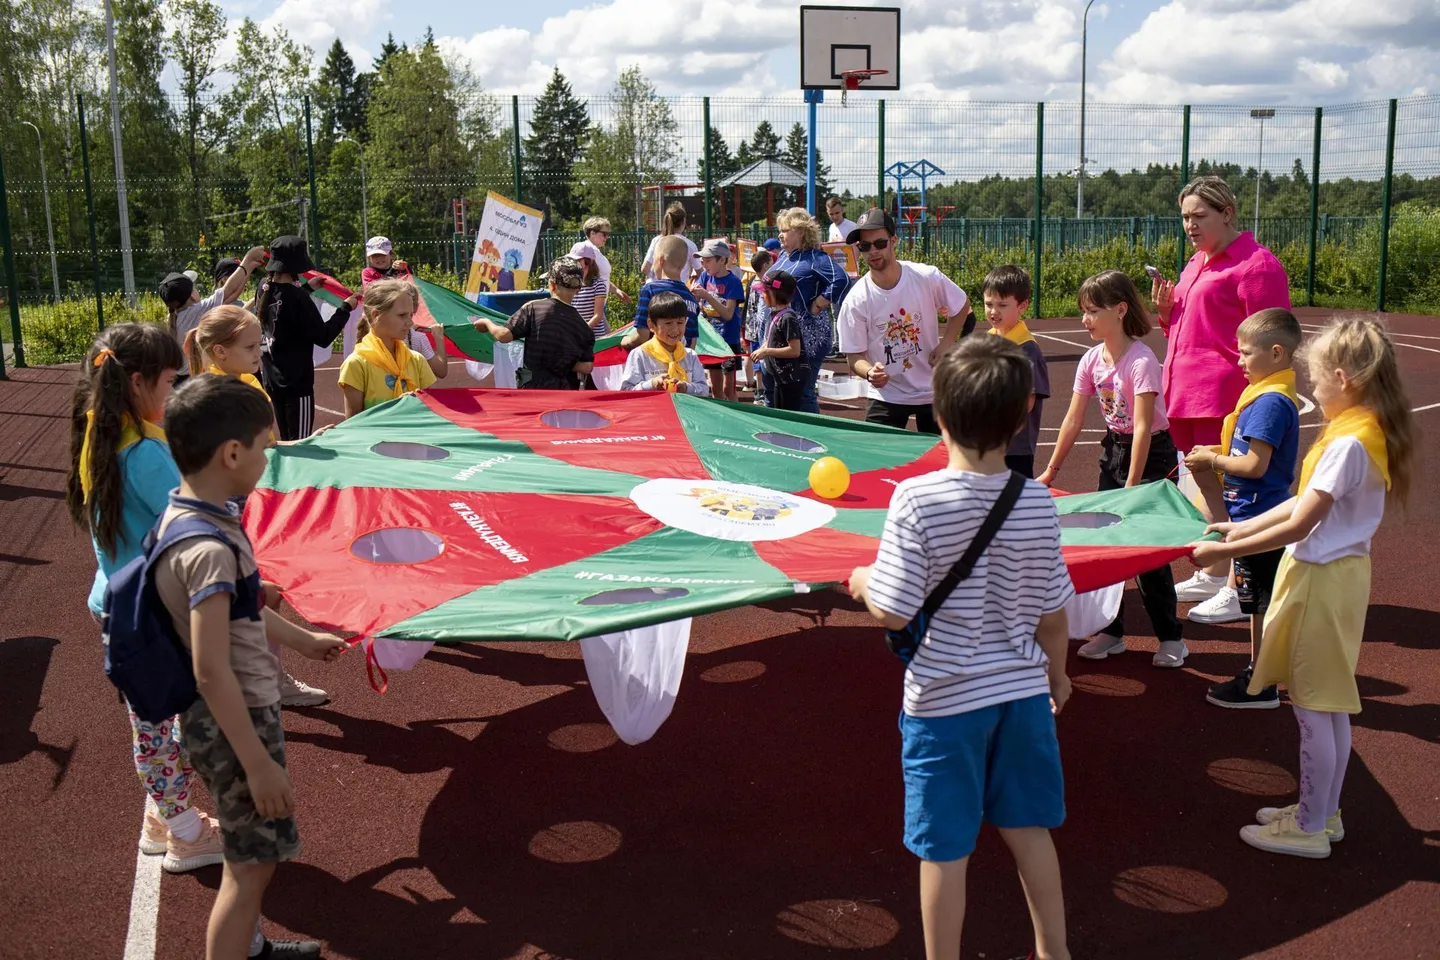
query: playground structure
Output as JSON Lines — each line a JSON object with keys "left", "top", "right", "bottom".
{"left": 885, "top": 159, "right": 954, "bottom": 243}
{"left": 641, "top": 184, "right": 704, "bottom": 235}
{"left": 717, "top": 158, "right": 808, "bottom": 230}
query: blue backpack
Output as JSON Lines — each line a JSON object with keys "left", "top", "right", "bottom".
{"left": 101, "top": 515, "right": 247, "bottom": 723}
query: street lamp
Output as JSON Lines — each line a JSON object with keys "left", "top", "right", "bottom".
{"left": 1077, "top": 0, "right": 1097, "bottom": 220}
{"left": 20, "top": 121, "right": 60, "bottom": 300}
{"left": 338, "top": 135, "right": 368, "bottom": 244}
{"left": 1250, "top": 108, "right": 1275, "bottom": 236}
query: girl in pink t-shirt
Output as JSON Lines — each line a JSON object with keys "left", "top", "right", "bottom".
{"left": 1040, "top": 270, "right": 1186, "bottom": 668}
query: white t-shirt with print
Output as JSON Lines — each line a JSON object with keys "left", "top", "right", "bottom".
{"left": 836, "top": 262, "right": 969, "bottom": 405}
{"left": 828, "top": 218, "right": 859, "bottom": 243}
{"left": 1290, "top": 438, "right": 1387, "bottom": 564}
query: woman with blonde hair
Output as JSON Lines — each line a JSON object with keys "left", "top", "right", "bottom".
{"left": 772, "top": 206, "right": 851, "bottom": 412}
{"left": 1154, "top": 176, "right": 1293, "bottom": 616}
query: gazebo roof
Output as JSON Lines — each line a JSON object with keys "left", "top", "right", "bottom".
{"left": 718, "top": 157, "right": 808, "bottom": 189}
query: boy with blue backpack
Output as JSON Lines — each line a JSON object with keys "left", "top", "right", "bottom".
{"left": 847, "top": 335, "right": 1075, "bottom": 960}
{"left": 108, "top": 375, "right": 345, "bottom": 959}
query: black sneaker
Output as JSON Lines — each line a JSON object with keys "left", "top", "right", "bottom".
{"left": 1206, "top": 670, "right": 1281, "bottom": 709}
{"left": 256, "top": 940, "right": 322, "bottom": 958}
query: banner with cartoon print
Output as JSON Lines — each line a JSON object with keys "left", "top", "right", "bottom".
{"left": 465, "top": 192, "right": 544, "bottom": 297}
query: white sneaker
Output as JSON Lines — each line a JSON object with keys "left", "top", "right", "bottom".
{"left": 1187, "top": 585, "right": 1247, "bottom": 624}
{"left": 1152, "top": 640, "right": 1189, "bottom": 668}
{"left": 279, "top": 672, "right": 329, "bottom": 707}
{"left": 1175, "top": 570, "right": 1227, "bottom": 602}
{"left": 1078, "top": 634, "right": 1126, "bottom": 659}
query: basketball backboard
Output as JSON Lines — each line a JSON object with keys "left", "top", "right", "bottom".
{"left": 800, "top": 5, "right": 901, "bottom": 92}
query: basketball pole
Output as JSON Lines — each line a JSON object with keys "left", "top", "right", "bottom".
{"left": 804, "top": 89, "right": 822, "bottom": 215}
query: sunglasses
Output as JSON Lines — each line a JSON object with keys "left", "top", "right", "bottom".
{"left": 856, "top": 237, "right": 892, "bottom": 253}
{"left": 592, "top": 231, "right": 611, "bottom": 238}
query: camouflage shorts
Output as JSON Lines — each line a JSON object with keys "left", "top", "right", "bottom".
{"left": 181, "top": 699, "right": 301, "bottom": 864}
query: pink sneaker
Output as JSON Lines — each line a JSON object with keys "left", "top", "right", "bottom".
{"left": 139, "top": 810, "right": 168, "bottom": 855}
{"left": 162, "top": 814, "right": 226, "bottom": 873}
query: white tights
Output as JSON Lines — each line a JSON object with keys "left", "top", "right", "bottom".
{"left": 1293, "top": 705, "right": 1352, "bottom": 833}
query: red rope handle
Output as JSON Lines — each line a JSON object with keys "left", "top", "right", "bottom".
{"left": 347, "top": 636, "right": 389, "bottom": 694}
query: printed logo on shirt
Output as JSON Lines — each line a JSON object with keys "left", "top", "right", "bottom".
{"left": 1097, "top": 374, "right": 1131, "bottom": 430}
{"left": 630, "top": 478, "right": 835, "bottom": 543}
{"left": 882, "top": 308, "right": 923, "bottom": 370}
{"left": 384, "top": 374, "right": 398, "bottom": 391}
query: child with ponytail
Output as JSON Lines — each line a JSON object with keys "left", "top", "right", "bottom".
{"left": 1189, "top": 317, "right": 1414, "bottom": 859}
{"left": 338, "top": 278, "right": 441, "bottom": 418}
{"left": 65, "top": 323, "right": 226, "bottom": 873}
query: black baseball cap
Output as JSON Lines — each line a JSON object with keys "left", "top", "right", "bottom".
{"left": 758, "top": 269, "right": 797, "bottom": 300}
{"left": 213, "top": 258, "right": 243, "bottom": 284}
{"left": 158, "top": 272, "right": 194, "bottom": 307}
{"left": 845, "top": 207, "right": 897, "bottom": 245}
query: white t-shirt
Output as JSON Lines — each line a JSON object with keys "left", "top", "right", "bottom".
{"left": 836, "top": 262, "right": 969, "bottom": 405}
{"left": 866, "top": 469, "right": 1075, "bottom": 718}
{"left": 828, "top": 218, "right": 859, "bottom": 243}
{"left": 643, "top": 235, "right": 700, "bottom": 284}
{"left": 173, "top": 286, "right": 229, "bottom": 347}
{"left": 1290, "top": 438, "right": 1387, "bottom": 564}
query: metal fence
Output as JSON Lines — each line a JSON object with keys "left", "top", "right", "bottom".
{"left": 2, "top": 90, "right": 1437, "bottom": 374}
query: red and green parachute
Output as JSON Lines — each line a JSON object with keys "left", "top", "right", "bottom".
{"left": 245, "top": 389, "right": 1209, "bottom": 643}
{"left": 306, "top": 273, "right": 733, "bottom": 383}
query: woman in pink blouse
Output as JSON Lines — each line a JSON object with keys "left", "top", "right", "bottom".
{"left": 1153, "top": 176, "right": 1291, "bottom": 602}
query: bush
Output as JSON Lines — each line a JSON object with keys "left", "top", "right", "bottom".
{"left": 19, "top": 292, "right": 168, "bottom": 365}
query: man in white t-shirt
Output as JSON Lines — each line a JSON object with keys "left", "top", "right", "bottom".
{"left": 826, "top": 197, "right": 858, "bottom": 245}
{"left": 837, "top": 208, "right": 971, "bottom": 434}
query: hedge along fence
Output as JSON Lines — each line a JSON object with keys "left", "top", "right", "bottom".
{"left": 16, "top": 204, "right": 1437, "bottom": 368}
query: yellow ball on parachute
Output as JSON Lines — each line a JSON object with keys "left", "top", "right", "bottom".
{"left": 808, "top": 456, "right": 851, "bottom": 499}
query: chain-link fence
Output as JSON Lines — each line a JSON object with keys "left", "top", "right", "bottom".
{"left": 3, "top": 91, "right": 1437, "bottom": 371}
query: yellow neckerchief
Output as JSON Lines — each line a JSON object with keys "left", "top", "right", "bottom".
{"left": 353, "top": 332, "right": 417, "bottom": 398}
{"left": 207, "top": 364, "right": 269, "bottom": 398}
{"left": 989, "top": 320, "right": 1036, "bottom": 347}
{"left": 640, "top": 336, "right": 689, "bottom": 391}
{"left": 1218, "top": 369, "right": 1299, "bottom": 464}
{"left": 79, "top": 411, "right": 167, "bottom": 502}
{"left": 1298, "top": 404, "right": 1390, "bottom": 494}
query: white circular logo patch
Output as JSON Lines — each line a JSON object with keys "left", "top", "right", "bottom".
{"left": 630, "top": 479, "right": 836, "bottom": 542}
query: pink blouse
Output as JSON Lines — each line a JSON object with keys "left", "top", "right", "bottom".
{"left": 1161, "top": 232, "right": 1290, "bottom": 420}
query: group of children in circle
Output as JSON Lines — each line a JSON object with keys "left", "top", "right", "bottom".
{"left": 62, "top": 185, "right": 1418, "bottom": 958}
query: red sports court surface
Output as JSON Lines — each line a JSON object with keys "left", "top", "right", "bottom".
{"left": 2, "top": 311, "right": 1438, "bottom": 959}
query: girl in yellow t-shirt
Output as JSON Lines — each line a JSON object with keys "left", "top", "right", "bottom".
{"left": 338, "top": 278, "right": 440, "bottom": 417}
{"left": 184, "top": 304, "right": 271, "bottom": 402}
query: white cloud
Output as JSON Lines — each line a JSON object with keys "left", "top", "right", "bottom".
{"left": 259, "top": 0, "right": 386, "bottom": 66}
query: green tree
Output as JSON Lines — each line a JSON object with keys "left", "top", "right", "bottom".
{"left": 107, "top": 0, "right": 180, "bottom": 261}
{"left": 165, "top": 0, "right": 225, "bottom": 244}
{"left": 748, "top": 120, "right": 781, "bottom": 159}
{"left": 696, "top": 125, "right": 739, "bottom": 228}
{"left": 365, "top": 40, "right": 476, "bottom": 245}
{"left": 316, "top": 39, "right": 367, "bottom": 147}
{"left": 523, "top": 68, "right": 590, "bottom": 223}
{"left": 573, "top": 65, "right": 678, "bottom": 229}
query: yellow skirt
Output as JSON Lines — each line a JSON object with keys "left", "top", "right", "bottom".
{"left": 1250, "top": 552, "right": 1370, "bottom": 713}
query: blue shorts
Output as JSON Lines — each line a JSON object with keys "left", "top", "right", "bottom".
{"left": 900, "top": 693, "right": 1065, "bottom": 862}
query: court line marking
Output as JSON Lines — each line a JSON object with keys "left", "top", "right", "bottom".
{"left": 123, "top": 809, "right": 161, "bottom": 960}
{"left": 1301, "top": 323, "right": 1440, "bottom": 342}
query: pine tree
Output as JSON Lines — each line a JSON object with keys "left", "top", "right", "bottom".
{"left": 523, "top": 68, "right": 590, "bottom": 224}
{"left": 696, "top": 126, "right": 738, "bottom": 227}
{"left": 316, "top": 40, "right": 357, "bottom": 145}
{"left": 373, "top": 32, "right": 401, "bottom": 74}
{"left": 749, "top": 121, "right": 781, "bottom": 160}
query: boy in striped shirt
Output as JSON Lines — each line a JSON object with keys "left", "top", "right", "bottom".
{"left": 849, "top": 335, "right": 1074, "bottom": 960}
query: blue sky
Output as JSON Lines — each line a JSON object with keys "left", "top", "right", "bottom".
{"left": 225, "top": 0, "right": 1438, "bottom": 104}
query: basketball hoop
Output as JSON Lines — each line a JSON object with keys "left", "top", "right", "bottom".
{"left": 839, "top": 68, "right": 888, "bottom": 107}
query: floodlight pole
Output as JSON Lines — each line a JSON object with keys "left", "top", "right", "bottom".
{"left": 1078, "top": 0, "right": 1096, "bottom": 220}
{"left": 805, "top": 89, "right": 823, "bottom": 215}
{"left": 104, "top": 0, "right": 136, "bottom": 301}
{"left": 1250, "top": 108, "right": 1274, "bottom": 236}
{"left": 20, "top": 121, "right": 60, "bottom": 300}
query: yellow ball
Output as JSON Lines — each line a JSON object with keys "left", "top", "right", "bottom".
{"left": 808, "top": 456, "right": 851, "bottom": 499}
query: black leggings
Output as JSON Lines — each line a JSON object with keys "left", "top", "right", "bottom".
{"left": 272, "top": 394, "right": 316, "bottom": 442}
{"left": 1098, "top": 429, "right": 1183, "bottom": 644}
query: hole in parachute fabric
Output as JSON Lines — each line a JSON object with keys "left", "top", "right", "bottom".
{"left": 1058, "top": 511, "right": 1123, "bottom": 530}
{"left": 350, "top": 528, "right": 446, "bottom": 564}
{"left": 540, "top": 409, "right": 611, "bottom": 430}
{"left": 754, "top": 431, "right": 825, "bottom": 454}
{"left": 370, "top": 441, "right": 451, "bottom": 461}
{"left": 580, "top": 587, "right": 691, "bottom": 605}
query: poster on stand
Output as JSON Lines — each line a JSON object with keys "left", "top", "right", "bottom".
{"left": 465, "top": 191, "right": 544, "bottom": 297}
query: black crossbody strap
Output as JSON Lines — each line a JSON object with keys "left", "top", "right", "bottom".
{"left": 919, "top": 471, "right": 1027, "bottom": 618}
